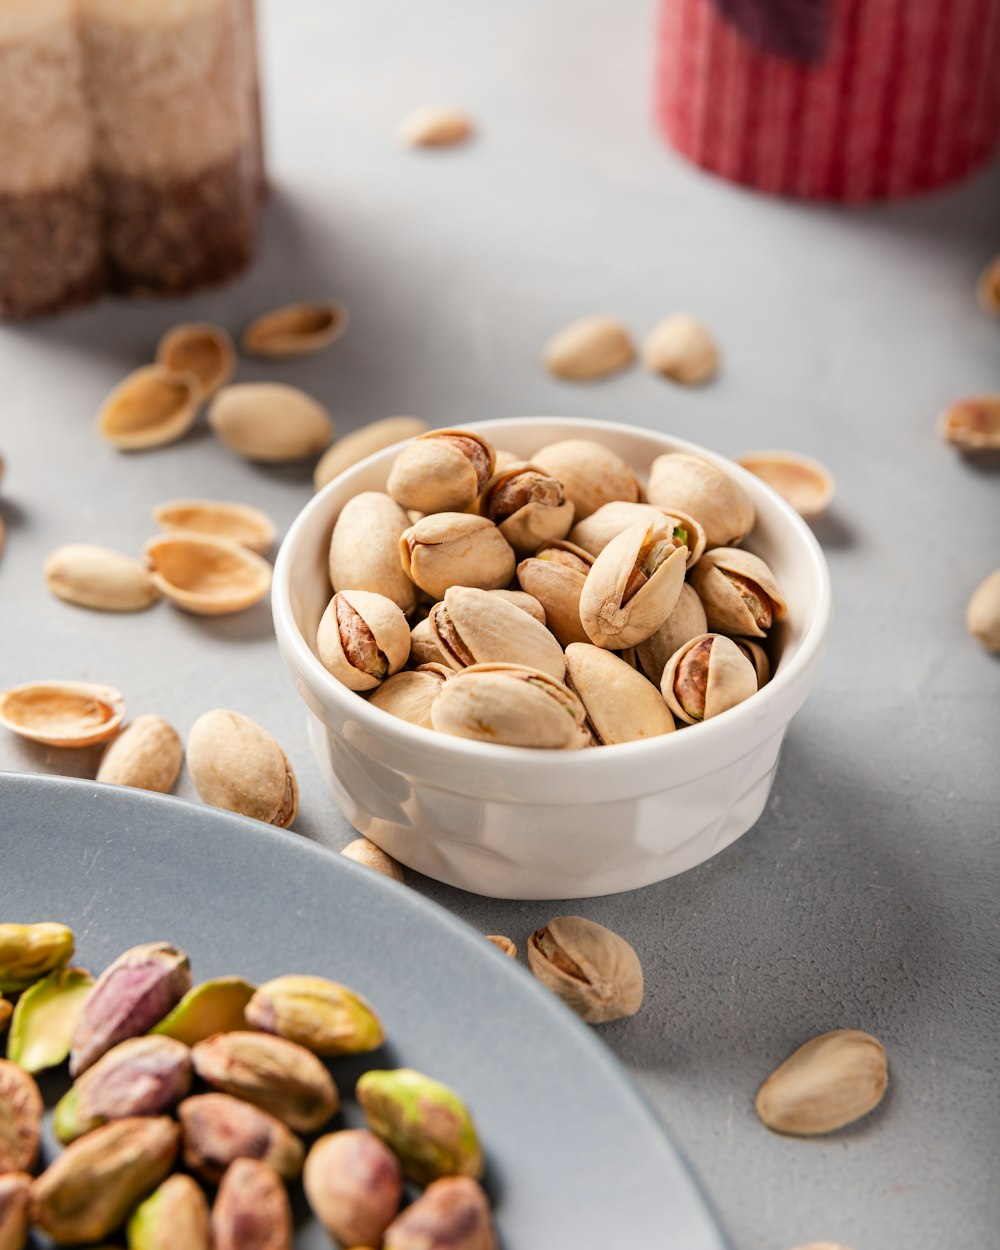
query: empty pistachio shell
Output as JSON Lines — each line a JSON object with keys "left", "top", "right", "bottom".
{"left": 642, "top": 314, "right": 719, "bottom": 384}
{"left": 246, "top": 975, "right": 385, "bottom": 1056}
{"left": 431, "top": 663, "right": 590, "bottom": 750}
{"left": 967, "top": 568, "right": 1000, "bottom": 651}
{"left": 527, "top": 916, "right": 643, "bottom": 1024}
{"left": 400, "top": 105, "right": 473, "bottom": 146}
{"left": 96, "top": 365, "right": 201, "bottom": 451}
{"left": 756, "top": 1029, "right": 888, "bottom": 1136}
{"left": 0, "top": 682, "right": 124, "bottom": 748}
{"left": 151, "top": 977, "right": 256, "bottom": 1046}
{"left": 305, "top": 1129, "right": 403, "bottom": 1247}
{"left": 127, "top": 1174, "right": 211, "bottom": 1250}
{"left": 690, "top": 547, "right": 788, "bottom": 639}
{"left": 155, "top": 323, "right": 236, "bottom": 398}
{"left": 487, "top": 936, "right": 517, "bottom": 958}
{"left": 735, "top": 450, "right": 834, "bottom": 519}
{"left": 579, "top": 522, "right": 688, "bottom": 649}
{"left": 633, "top": 583, "right": 708, "bottom": 684}
{"left": 384, "top": 1176, "right": 496, "bottom": 1250}
{"left": 0, "top": 1060, "right": 43, "bottom": 1172}
{"left": 315, "top": 417, "right": 428, "bottom": 491}
{"left": 179, "top": 1094, "right": 304, "bottom": 1184}
{"left": 515, "top": 542, "right": 594, "bottom": 647}
{"left": 488, "top": 588, "right": 546, "bottom": 622}
{"left": 369, "top": 667, "right": 448, "bottom": 730}
{"left": 542, "top": 316, "right": 635, "bottom": 381}
{"left": 329, "top": 492, "right": 418, "bottom": 615}
{"left": 0, "top": 1172, "right": 31, "bottom": 1250}
{"left": 939, "top": 395, "right": 1000, "bottom": 451}
{"left": 387, "top": 429, "right": 496, "bottom": 514}
{"left": 571, "top": 501, "right": 706, "bottom": 568}
{"left": 96, "top": 715, "right": 183, "bottom": 793}
{"left": 7, "top": 966, "right": 94, "bottom": 1074}
{"left": 430, "top": 586, "right": 566, "bottom": 681}
{"left": 153, "top": 499, "right": 276, "bottom": 553}
{"left": 144, "top": 534, "right": 271, "bottom": 616}
{"left": 0, "top": 923, "right": 75, "bottom": 994}
{"left": 341, "top": 837, "right": 406, "bottom": 881}
{"left": 209, "top": 384, "right": 334, "bottom": 462}
{"left": 661, "top": 633, "right": 757, "bottom": 725}
{"left": 400, "top": 514, "right": 516, "bottom": 600}
{"left": 187, "top": 710, "right": 298, "bottom": 828}
{"left": 317, "top": 590, "right": 411, "bottom": 692}
{"left": 977, "top": 254, "right": 1000, "bottom": 316}
{"left": 212, "top": 1158, "right": 292, "bottom": 1250}
{"left": 532, "top": 439, "right": 641, "bottom": 521}
{"left": 565, "top": 644, "right": 674, "bottom": 744}
{"left": 44, "top": 545, "right": 160, "bottom": 612}
{"left": 479, "top": 461, "right": 575, "bottom": 554}
{"left": 242, "top": 301, "right": 348, "bottom": 358}
{"left": 647, "top": 453, "right": 755, "bottom": 548}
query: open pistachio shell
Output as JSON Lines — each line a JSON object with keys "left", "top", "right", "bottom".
{"left": 938, "top": 395, "right": 1000, "bottom": 451}
{"left": 187, "top": 710, "right": 298, "bottom": 828}
{"left": 314, "top": 417, "right": 428, "bottom": 491}
{"left": 153, "top": 499, "right": 276, "bottom": 554}
{"left": 96, "top": 715, "right": 183, "bottom": 794}
{"left": 570, "top": 501, "right": 706, "bottom": 568}
{"left": 430, "top": 586, "right": 565, "bottom": 681}
{"left": 579, "top": 523, "right": 687, "bottom": 649}
{"left": 44, "top": 545, "right": 160, "bottom": 612}
{"left": 488, "top": 588, "right": 546, "bottom": 623}
{"left": 0, "top": 682, "right": 124, "bottom": 747}
{"left": 242, "top": 301, "right": 348, "bottom": 358}
{"left": 736, "top": 450, "right": 834, "bottom": 519}
{"left": 532, "top": 439, "right": 641, "bottom": 521}
{"left": 479, "top": 461, "right": 575, "bottom": 555}
{"left": 515, "top": 541, "right": 594, "bottom": 647}
{"left": 329, "top": 492, "right": 418, "bottom": 615}
{"left": 97, "top": 365, "right": 201, "bottom": 451}
{"left": 647, "top": 452, "right": 755, "bottom": 548}
{"left": 661, "top": 633, "right": 757, "bottom": 725}
{"left": 144, "top": 534, "right": 271, "bottom": 616}
{"left": 317, "top": 590, "right": 411, "bottom": 692}
{"left": 431, "top": 663, "right": 590, "bottom": 749}
{"left": 7, "top": 966, "right": 94, "bottom": 1073}
{"left": 689, "top": 547, "right": 788, "bottom": 640}
{"left": 565, "top": 645, "right": 674, "bottom": 744}
{"left": 400, "top": 514, "right": 516, "bottom": 600}
{"left": 368, "top": 666, "right": 449, "bottom": 730}
{"left": 633, "top": 583, "right": 708, "bottom": 684}
{"left": 152, "top": 978, "right": 256, "bottom": 1046}
{"left": 209, "top": 384, "right": 334, "bottom": 463}
{"left": 977, "top": 254, "right": 1000, "bottom": 317}
{"left": 387, "top": 429, "right": 496, "bottom": 514}
{"left": 155, "top": 323, "right": 236, "bottom": 399}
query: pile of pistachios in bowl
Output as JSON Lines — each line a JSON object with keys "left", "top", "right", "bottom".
{"left": 318, "top": 429, "right": 788, "bottom": 748}
{"left": 0, "top": 922, "right": 495, "bottom": 1250}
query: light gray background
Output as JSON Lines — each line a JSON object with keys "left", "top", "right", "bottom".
{"left": 1, "top": 2, "right": 999, "bottom": 1248}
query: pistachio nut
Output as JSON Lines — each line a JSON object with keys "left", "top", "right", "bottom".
{"left": 430, "top": 586, "right": 565, "bottom": 681}
{"left": 317, "top": 590, "right": 411, "bottom": 692}
{"left": 977, "top": 253, "right": 1000, "bottom": 316}
{"left": 527, "top": 916, "right": 643, "bottom": 1023}
{"left": 515, "top": 541, "right": 594, "bottom": 647}
{"left": 242, "top": 300, "right": 348, "bottom": 358}
{"left": 96, "top": 365, "right": 201, "bottom": 451}
{"left": 329, "top": 491, "right": 418, "bottom": 614}
{"left": 153, "top": 499, "right": 276, "bottom": 553}
{"left": 144, "top": 534, "right": 272, "bottom": 616}
{"left": 0, "top": 922, "right": 74, "bottom": 994}
{"left": 155, "top": 322, "right": 236, "bottom": 398}
{"left": 7, "top": 966, "right": 94, "bottom": 1074}
{"left": 488, "top": 588, "right": 546, "bottom": 623}
{"left": 486, "top": 935, "right": 517, "bottom": 958}
{"left": 661, "top": 633, "right": 757, "bottom": 725}
{"left": 565, "top": 644, "right": 674, "bottom": 744}
{"left": 0, "top": 682, "right": 124, "bottom": 748}
{"left": 479, "top": 461, "right": 574, "bottom": 554}
{"left": 647, "top": 452, "right": 755, "bottom": 547}
{"left": 492, "top": 448, "right": 520, "bottom": 472}
{"left": 0, "top": 1061, "right": 42, "bottom": 1173}
{"left": 384, "top": 1176, "right": 496, "bottom": 1250}
{"left": 55, "top": 1035, "right": 192, "bottom": 1143}
{"left": 735, "top": 451, "right": 835, "bottom": 520}
{"left": 178, "top": 1093, "right": 304, "bottom": 1184}
{"left": 579, "top": 522, "right": 687, "bottom": 649}
{"left": 633, "top": 582, "right": 708, "bottom": 685}
{"left": 246, "top": 975, "right": 385, "bottom": 1056}
{"left": 96, "top": 715, "right": 183, "bottom": 794}
{"left": 399, "top": 105, "right": 473, "bottom": 147}
{"left": 939, "top": 395, "right": 1000, "bottom": 451}
{"left": 431, "top": 663, "right": 590, "bottom": 750}
{"left": 192, "top": 1031, "right": 339, "bottom": 1133}
{"left": 369, "top": 667, "right": 449, "bottom": 731}
{"left": 187, "top": 710, "right": 298, "bottom": 828}
{"left": 967, "top": 568, "right": 1000, "bottom": 651}
{"left": 387, "top": 429, "right": 496, "bottom": 514}
{"left": 689, "top": 547, "right": 788, "bottom": 639}
{"left": 570, "top": 500, "right": 706, "bottom": 569}
{"left": 151, "top": 977, "right": 256, "bottom": 1046}
{"left": 409, "top": 617, "right": 448, "bottom": 666}
{"left": 532, "top": 439, "right": 641, "bottom": 520}
{"left": 755, "top": 1030, "right": 888, "bottom": 1136}
{"left": 541, "top": 315, "right": 635, "bottom": 382}
{"left": 341, "top": 836, "right": 407, "bottom": 880}
{"left": 29, "top": 1117, "right": 179, "bottom": 1244}
{"left": 642, "top": 314, "right": 719, "bottom": 384}
{"left": 212, "top": 1158, "right": 292, "bottom": 1250}
{"left": 356, "top": 1068, "right": 483, "bottom": 1185}
{"left": 0, "top": 1172, "right": 30, "bottom": 1250}
{"left": 70, "top": 941, "right": 192, "bottom": 1077}
{"left": 735, "top": 638, "right": 772, "bottom": 687}
{"left": 127, "top": 1174, "right": 210, "bottom": 1250}
{"left": 209, "top": 383, "right": 334, "bottom": 462}
{"left": 304, "top": 1129, "right": 403, "bottom": 1247}
{"left": 0, "top": 998, "right": 9, "bottom": 1035}
{"left": 400, "top": 514, "right": 516, "bottom": 600}
{"left": 44, "top": 545, "right": 160, "bottom": 612}
{"left": 314, "top": 417, "right": 428, "bottom": 491}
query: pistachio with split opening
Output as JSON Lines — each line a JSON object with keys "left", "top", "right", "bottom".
{"left": 304, "top": 1130, "right": 403, "bottom": 1247}
{"left": 565, "top": 644, "right": 674, "bottom": 744}
{"left": 532, "top": 439, "right": 641, "bottom": 521}
{"left": 317, "top": 590, "right": 411, "bottom": 692}
{"left": 570, "top": 501, "right": 706, "bottom": 569}
{"left": 211, "top": 1159, "right": 292, "bottom": 1250}
{"left": 341, "top": 837, "right": 407, "bottom": 880}
{"left": 689, "top": 548, "right": 787, "bottom": 639}
{"left": 384, "top": 1176, "right": 497, "bottom": 1250}
{"left": 388, "top": 429, "right": 496, "bottom": 514}
{"left": 579, "top": 522, "right": 687, "bottom": 649}
{"left": 479, "top": 461, "right": 574, "bottom": 554}
{"left": 647, "top": 452, "right": 755, "bottom": 548}
{"left": 329, "top": 492, "right": 418, "bottom": 614}
{"left": 0, "top": 1061, "right": 43, "bottom": 1172}
{"left": 127, "top": 1174, "right": 210, "bottom": 1250}
{"left": 735, "top": 639, "right": 772, "bottom": 687}
{"left": 515, "top": 541, "right": 594, "bottom": 647}
{"left": 632, "top": 583, "right": 708, "bottom": 685}
{"left": 527, "top": 916, "right": 643, "bottom": 1024}
{"left": 246, "top": 975, "right": 384, "bottom": 1056}
{"left": 661, "top": 634, "right": 757, "bottom": 725}
{"left": 430, "top": 586, "right": 565, "bottom": 680}
{"left": 431, "top": 664, "right": 590, "bottom": 750}
{"left": 369, "top": 667, "right": 450, "bottom": 730}
{"left": 400, "top": 514, "right": 516, "bottom": 600}
{"left": 178, "top": 1094, "right": 304, "bottom": 1184}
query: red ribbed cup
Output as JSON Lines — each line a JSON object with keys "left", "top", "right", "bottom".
{"left": 657, "top": 0, "right": 1000, "bottom": 201}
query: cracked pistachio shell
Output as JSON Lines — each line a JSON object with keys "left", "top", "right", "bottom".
{"left": 532, "top": 439, "right": 641, "bottom": 520}
{"left": 155, "top": 323, "right": 235, "bottom": 399}
{"left": 515, "top": 541, "right": 593, "bottom": 647}
{"left": 0, "top": 682, "right": 124, "bottom": 748}
{"left": 329, "top": 491, "right": 418, "bottom": 615}
{"left": 689, "top": 547, "right": 788, "bottom": 640}
{"left": 431, "top": 663, "right": 590, "bottom": 750}
{"left": 661, "top": 633, "right": 757, "bottom": 725}
{"left": 977, "top": 254, "right": 1000, "bottom": 316}
{"left": 735, "top": 638, "right": 772, "bottom": 687}
{"left": 967, "top": 568, "right": 1000, "bottom": 651}
{"left": 144, "top": 534, "right": 271, "bottom": 616}
{"left": 304, "top": 1129, "right": 403, "bottom": 1247}
{"left": 242, "top": 301, "right": 348, "bottom": 358}
{"left": 0, "top": 1172, "right": 31, "bottom": 1250}
{"left": 487, "top": 936, "right": 517, "bottom": 958}
{"left": 212, "top": 1158, "right": 292, "bottom": 1250}
{"left": 541, "top": 316, "right": 635, "bottom": 382}
{"left": 369, "top": 667, "right": 449, "bottom": 731}
{"left": 755, "top": 1030, "right": 888, "bottom": 1136}
{"left": 179, "top": 1094, "right": 304, "bottom": 1184}
{"left": 387, "top": 429, "right": 496, "bottom": 514}
{"left": 400, "top": 514, "right": 516, "bottom": 600}
{"left": 488, "top": 588, "right": 546, "bottom": 623}
{"left": 209, "top": 384, "right": 333, "bottom": 463}
{"left": 314, "top": 417, "right": 428, "bottom": 491}
{"left": 44, "top": 545, "right": 160, "bottom": 612}
{"left": 479, "top": 461, "right": 575, "bottom": 554}
{"left": 735, "top": 451, "right": 834, "bottom": 519}
{"left": 341, "top": 837, "right": 406, "bottom": 881}
{"left": 430, "top": 586, "right": 565, "bottom": 681}
{"left": 0, "top": 1060, "right": 42, "bottom": 1172}
{"left": 570, "top": 501, "right": 706, "bottom": 568}
{"left": 153, "top": 499, "right": 276, "bottom": 553}
{"left": 127, "top": 1174, "right": 211, "bottom": 1250}
{"left": 634, "top": 583, "right": 708, "bottom": 685}
{"left": 246, "top": 975, "right": 384, "bottom": 1056}
{"left": 96, "top": 715, "right": 183, "bottom": 793}
{"left": 151, "top": 977, "right": 256, "bottom": 1046}
{"left": 409, "top": 617, "right": 448, "bottom": 666}
{"left": 647, "top": 453, "right": 755, "bottom": 548}
{"left": 317, "top": 590, "right": 411, "bottom": 692}
{"left": 96, "top": 365, "right": 201, "bottom": 451}
{"left": 565, "top": 644, "right": 674, "bottom": 744}
{"left": 384, "top": 1176, "right": 496, "bottom": 1250}
{"left": 7, "top": 966, "right": 94, "bottom": 1074}
{"left": 527, "top": 916, "right": 643, "bottom": 1024}
{"left": 187, "top": 710, "right": 298, "bottom": 828}
{"left": 579, "top": 522, "right": 687, "bottom": 649}
{"left": 0, "top": 923, "right": 75, "bottom": 994}
{"left": 939, "top": 395, "right": 1000, "bottom": 451}
{"left": 642, "top": 314, "right": 719, "bottom": 384}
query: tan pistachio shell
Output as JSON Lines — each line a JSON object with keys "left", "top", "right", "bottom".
{"left": 144, "top": 535, "right": 271, "bottom": 616}
{"left": 408, "top": 618, "right": 447, "bottom": 666}
{"left": 689, "top": 547, "right": 788, "bottom": 640}
{"left": 329, "top": 492, "right": 417, "bottom": 615}
{"left": 642, "top": 314, "right": 719, "bottom": 385}
{"left": 542, "top": 316, "right": 636, "bottom": 381}
{"left": 340, "top": 838, "right": 406, "bottom": 881}
{"left": 515, "top": 542, "right": 594, "bottom": 648}
{"left": 386, "top": 429, "right": 496, "bottom": 514}
{"left": 487, "top": 936, "right": 517, "bottom": 958}
{"left": 97, "top": 365, "right": 201, "bottom": 452}
{"left": 633, "top": 583, "right": 708, "bottom": 684}
{"left": 155, "top": 323, "right": 236, "bottom": 398}
{"left": 479, "top": 461, "right": 575, "bottom": 555}
{"left": 399, "top": 106, "right": 473, "bottom": 147}
{"left": 977, "top": 254, "right": 1000, "bottom": 317}
{"left": 488, "top": 589, "right": 546, "bottom": 624}
{"left": 368, "top": 665, "right": 449, "bottom": 729}
{"left": 565, "top": 645, "right": 674, "bottom": 744}
{"left": 44, "top": 545, "right": 160, "bottom": 612}
{"left": 570, "top": 501, "right": 705, "bottom": 568}
{"left": 429, "top": 587, "right": 565, "bottom": 681}
{"left": 579, "top": 523, "right": 687, "bottom": 649}
{"left": 208, "top": 384, "right": 333, "bottom": 463}
{"left": 532, "top": 439, "right": 642, "bottom": 521}
{"left": 431, "top": 663, "right": 590, "bottom": 750}
{"left": 735, "top": 639, "right": 772, "bottom": 687}
{"left": 967, "top": 568, "right": 1000, "bottom": 652}
{"left": 735, "top": 450, "right": 834, "bottom": 519}
{"left": 755, "top": 1029, "right": 888, "bottom": 1137}
{"left": 492, "top": 449, "right": 521, "bottom": 473}
{"left": 317, "top": 591, "right": 411, "bottom": 692}
{"left": 242, "top": 302, "right": 348, "bottom": 358}
{"left": 96, "top": 715, "right": 183, "bottom": 793}
{"left": 0, "top": 682, "right": 124, "bottom": 748}
{"left": 647, "top": 453, "right": 755, "bottom": 548}
{"left": 400, "top": 514, "right": 516, "bottom": 600}
{"left": 527, "top": 916, "right": 643, "bottom": 1023}
{"left": 187, "top": 710, "right": 298, "bottom": 828}
{"left": 153, "top": 500, "right": 276, "bottom": 554}
{"left": 314, "top": 418, "right": 428, "bottom": 491}
{"left": 661, "top": 633, "right": 757, "bottom": 725}
{"left": 938, "top": 395, "right": 1000, "bottom": 451}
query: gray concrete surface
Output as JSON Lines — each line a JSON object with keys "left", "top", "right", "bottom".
{"left": 1, "top": 2, "right": 998, "bottom": 1247}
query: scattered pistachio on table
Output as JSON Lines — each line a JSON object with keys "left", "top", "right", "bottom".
{"left": 967, "top": 568, "right": 1000, "bottom": 652}
{"left": 642, "top": 314, "right": 719, "bottom": 385}
{"left": 486, "top": 935, "right": 517, "bottom": 958}
{"left": 0, "top": 682, "right": 125, "bottom": 749}
{"left": 755, "top": 1029, "right": 888, "bottom": 1136}
{"left": 542, "top": 316, "right": 636, "bottom": 382}
{"left": 938, "top": 395, "right": 1000, "bottom": 451}
{"left": 95, "top": 714, "right": 183, "bottom": 794}
{"left": 527, "top": 916, "right": 643, "bottom": 1024}
{"left": 399, "top": 105, "right": 473, "bottom": 148}
{"left": 242, "top": 300, "right": 348, "bottom": 358}
{"left": 155, "top": 322, "right": 236, "bottom": 399}
{"left": 341, "top": 836, "right": 406, "bottom": 881}
{"left": 186, "top": 710, "right": 298, "bottom": 828}
{"left": 44, "top": 544, "right": 160, "bottom": 613}
{"left": 208, "top": 382, "right": 333, "bottom": 463}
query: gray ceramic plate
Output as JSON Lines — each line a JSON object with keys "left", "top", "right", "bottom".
{"left": 0, "top": 773, "right": 728, "bottom": 1248}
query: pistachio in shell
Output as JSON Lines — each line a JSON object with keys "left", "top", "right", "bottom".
{"left": 7, "top": 966, "right": 94, "bottom": 1074}
{"left": 0, "top": 1172, "right": 31, "bottom": 1250}
{"left": 246, "top": 975, "right": 385, "bottom": 1056}
{"left": 368, "top": 667, "right": 449, "bottom": 731}
{"left": 532, "top": 438, "right": 641, "bottom": 520}
{"left": 317, "top": 590, "right": 411, "bottom": 692}
{"left": 0, "top": 1060, "right": 43, "bottom": 1172}
{"left": 153, "top": 498, "right": 276, "bottom": 553}
{"left": 399, "top": 105, "right": 473, "bottom": 147}
{"left": 178, "top": 1094, "right": 304, "bottom": 1184}
{"left": 661, "top": 633, "right": 757, "bottom": 725}
{"left": 315, "top": 417, "right": 428, "bottom": 491}
{"left": 96, "top": 715, "right": 183, "bottom": 794}
{"left": 0, "top": 682, "right": 124, "bottom": 748}
{"left": 431, "top": 663, "right": 591, "bottom": 750}
{"left": 144, "top": 534, "right": 272, "bottom": 616}
{"left": 479, "top": 461, "right": 574, "bottom": 554}
{"left": 187, "top": 710, "right": 298, "bottom": 828}
{"left": 44, "top": 545, "right": 160, "bottom": 612}
{"left": 409, "top": 617, "right": 448, "bottom": 667}
{"left": 329, "top": 491, "right": 418, "bottom": 615}
{"left": 527, "top": 916, "right": 643, "bottom": 1024}
{"left": 400, "top": 514, "right": 516, "bottom": 600}
{"left": 155, "top": 323, "right": 236, "bottom": 398}
{"left": 384, "top": 1175, "right": 496, "bottom": 1250}
{"left": 541, "top": 316, "right": 635, "bottom": 382}
{"left": 967, "top": 568, "right": 1000, "bottom": 652}
{"left": 570, "top": 500, "right": 706, "bottom": 569}
{"left": 565, "top": 644, "right": 674, "bottom": 745}
{"left": 487, "top": 935, "right": 517, "bottom": 958}
{"left": 488, "top": 588, "right": 546, "bottom": 622}
{"left": 689, "top": 547, "right": 788, "bottom": 639}
{"left": 755, "top": 1029, "right": 888, "bottom": 1136}
{"left": 151, "top": 976, "right": 256, "bottom": 1046}
{"left": 976, "top": 253, "right": 1000, "bottom": 317}
{"left": 515, "top": 541, "right": 594, "bottom": 647}
{"left": 127, "top": 1173, "right": 211, "bottom": 1250}
{"left": 387, "top": 429, "right": 496, "bottom": 514}
{"left": 642, "top": 314, "right": 719, "bottom": 384}
{"left": 96, "top": 365, "right": 201, "bottom": 451}
{"left": 579, "top": 521, "right": 688, "bottom": 649}
{"left": 429, "top": 586, "right": 565, "bottom": 681}
{"left": 633, "top": 582, "right": 708, "bottom": 685}
{"left": 647, "top": 452, "right": 755, "bottom": 548}
{"left": 735, "top": 450, "right": 835, "bottom": 519}
{"left": 341, "top": 837, "right": 407, "bottom": 881}
{"left": 304, "top": 1129, "right": 403, "bottom": 1247}
{"left": 208, "top": 383, "right": 333, "bottom": 462}
{"left": 939, "top": 395, "right": 1000, "bottom": 451}
{"left": 212, "top": 1158, "right": 292, "bottom": 1250}
{"left": 242, "top": 301, "right": 348, "bottom": 358}
{"left": 0, "top": 922, "right": 75, "bottom": 994}
{"left": 735, "top": 638, "right": 772, "bottom": 687}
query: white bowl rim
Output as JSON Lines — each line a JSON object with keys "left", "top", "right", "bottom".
{"left": 273, "top": 416, "right": 833, "bottom": 776}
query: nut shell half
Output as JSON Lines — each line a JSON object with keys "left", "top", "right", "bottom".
{"left": 156, "top": 323, "right": 236, "bottom": 398}
{"left": 242, "top": 301, "right": 348, "bottom": 358}
{"left": 97, "top": 365, "right": 201, "bottom": 451}
{"left": 0, "top": 682, "right": 124, "bottom": 748}
{"left": 145, "top": 534, "right": 271, "bottom": 616}
{"left": 939, "top": 395, "right": 1000, "bottom": 451}
{"left": 153, "top": 499, "right": 276, "bottom": 554}
{"left": 735, "top": 450, "right": 834, "bottom": 519}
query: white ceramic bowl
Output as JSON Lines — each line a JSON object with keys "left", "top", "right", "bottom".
{"left": 273, "top": 417, "right": 832, "bottom": 900}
